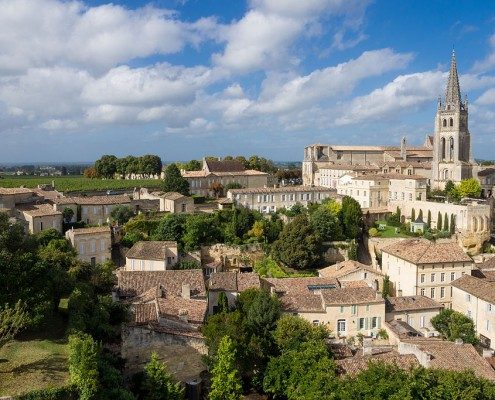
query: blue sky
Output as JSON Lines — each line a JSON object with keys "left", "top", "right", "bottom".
{"left": 1, "top": 0, "right": 495, "bottom": 162}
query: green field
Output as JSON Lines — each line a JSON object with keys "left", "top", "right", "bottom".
{"left": 375, "top": 220, "right": 410, "bottom": 238}
{"left": 0, "top": 315, "right": 69, "bottom": 397}
{"left": 0, "top": 175, "right": 163, "bottom": 192}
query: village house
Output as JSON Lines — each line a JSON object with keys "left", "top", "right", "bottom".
{"left": 133, "top": 188, "right": 194, "bottom": 213}
{"left": 318, "top": 260, "right": 384, "bottom": 291}
{"left": 65, "top": 226, "right": 112, "bottom": 265}
{"left": 0, "top": 187, "right": 38, "bottom": 210}
{"left": 451, "top": 274, "right": 495, "bottom": 349}
{"left": 381, "top": 239, "right": 473, "bottom": 308}
{"left": 181, "top": 158, "right": 273, "bottom": 197}
{"left": 125, "top": 241, "right": 179, "bottom": 271}
{"left": 385, "top": 295, "right": 443, "bottom": 335}
{"left": 315, "top": 164, "right": 380, "bottom": 188}
{"left": 227, "top": 186, "right": 340, "bottom": 214}
{"left": 207, "top": 271, "right": 261, "bottom": 314}
{"left": 15, "top": 203, "right": 63, "bottom": 234}
{"left": 263, "top": 277, "right": 385, "bottom": 338}
{"left": 54, "top": 194, "right": 131, "bottom": 225}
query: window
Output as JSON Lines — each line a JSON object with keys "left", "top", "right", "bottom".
{"left": 487, "top": 320, "right": 490, "bottom": 332}
{"left": 90, "top": 241, "right": 96, "bottom": 253}
{"left": 451, "top": 272, "right": 456, "bottom": 281}
{"left": 440, "top": 273, "right": 445, "bottom": 282}
{"left": 420, "top": 316, "right": 426, "bottom": 328}
{"left": 430, "top": 288, "right": 435, "bottom": 298}
{"left": 100, "top": 240, "right": 106, "bottom": 251}
{"left": 466, "top": 293, "right": 471, "bottom": 302}
{"left": 371, "top": 317, "right": 380, "bottom": 329}
{"left": 431, "top": 273, "right": 435, "bottom": 282}
{"left": 167, "top": 256, "right": 172, "bottom": 265}
{"left": 312, "top": 320, "right": 320, "bottom": 326}
{"left": 420, "top": 274, "right": 425, "bottom": 283}
{"left": 467, "top": 310, "right": 472, "bottom": 319}
{"left": 93, "top": 206, "right": 98, "bottom": 214}
{"left": 79, "top": 244, "right": 85, "bottom": 255}
{"left": 358, "top": 318, "right": 365, "bottom": 330}
{"left": 340, "top": 306, "right": 344, "bottom": 313}
{"left": 181, "top": 203, "right": 186, "bottom": 212}
{"left": 140, "top": 260, "right": 145, "bottom": 271}
{"left": 40, "top": 221, "right": 43, "bottom": 231}
{"left": 440, "top": 287, "right": 445, "bottom": 298}
{"left": 337, "top": 319, "right": 346, "bottom": 334}
{"left": 351, "top": 305, "right": 357, "bottom": 315}
{"left": 488, "top": 303, "right": 493, "bottom": 312}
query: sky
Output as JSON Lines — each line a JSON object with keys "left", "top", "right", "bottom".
{"left": 1, "top": 0, "right": 495, "bottom": 163}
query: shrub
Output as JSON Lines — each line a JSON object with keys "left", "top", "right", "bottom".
{"left": 368, "top": 227, "right": 379, "bottom": 237}
{"left": 17, "top": 386, "right": 78, "bottom": 400}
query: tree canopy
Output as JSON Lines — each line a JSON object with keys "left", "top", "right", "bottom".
{"left": 162, "top": 163, "right": 190, "bottom": 196}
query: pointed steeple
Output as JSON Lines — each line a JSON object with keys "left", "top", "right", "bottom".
{"left": 445, "top": 49, "right": 462, "bottom": 109}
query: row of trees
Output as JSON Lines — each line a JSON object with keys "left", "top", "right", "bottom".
{"left": 93, "top": 154, "right": 163, "bottom": 179}
{"left": 179, "top": 155, "right": 277, "bottom": 174}
{"left": 203, "top": 289, "right": 495, "bottom": 399}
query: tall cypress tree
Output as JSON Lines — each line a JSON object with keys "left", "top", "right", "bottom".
{"left": 427, "top": 210, "right": 432, "bottom": 228}
{"left": 437, "top": 212, "right": 442, "bottom": 231}
{"left": 443, "top": 212, "right": 449, "bottom": 231}
{"left": 450, "top": 214, "right": 456, "bottom": 234}
{"left": 411, "top": 208, "right": 416, "bottom": 222}
{"left": 209, "top": 336, "right": 243, "bottom": 400}
{"left": 418, "top": 209, "right": 423, "bottom": 220}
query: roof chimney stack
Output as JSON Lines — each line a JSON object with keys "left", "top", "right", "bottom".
{"left": 181, "top": 283, "right": 191, "bottom": 300}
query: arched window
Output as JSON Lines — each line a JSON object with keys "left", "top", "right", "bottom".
{"left": 442, "top": 119, "right": 447, "bottom": 127}
{"left": 449, "top": 137, "right": 454, "bottom": 161}
{"left": 449, "top": 118, "right": 453, "bottom": 127}
{"left": 441, "top": 137, "right": 446, "bottom": 160}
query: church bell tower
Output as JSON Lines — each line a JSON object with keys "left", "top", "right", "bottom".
{"left": 431, "top": 50, "right": 474, "bottom": 189}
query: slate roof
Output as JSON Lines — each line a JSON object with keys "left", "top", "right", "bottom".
{"left": 117, "top": 270, "right": 206, "bottom": 299}
{"left": 451, "top": 274, "right": 495, "bottom": 304}
{"left": 386, "top": 296, "right": 443, "bottom": 313}
{"left": 126, "top": 241, "right": 177, "bottom": 260}
{"left": 382, "top": 239, "right": 472, "bottom": 264}
{"left": 205, "top": 159, "right": 246, "bottom": 173}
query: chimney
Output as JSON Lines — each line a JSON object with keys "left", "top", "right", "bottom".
{"left": 182, "top": 283, "right": 191, "bottom": 300}
{"left": 156, "top": 285, "right": 164, "bottom": 298}
{"left": 454, "top": 338, "right": 463, "bottom": 345}
{"left": 362, "top": 338, "right": 373, "bottom": 356}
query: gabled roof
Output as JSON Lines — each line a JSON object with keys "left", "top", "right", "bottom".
{"left": 318, "top": 260, "right": 381, "bottom": 279}
{"left": 126, "top": 241, "right": 177, "bottom": 260}
{"left": 0, "top": 187, "right": 34, "bottom": 195}
{"left": 386, "top": 296, "right": 443, "bottom": 313}
{"left": 205, "top": 159, "right": 245, "bottom": 173}
{"left": 382, "top": 239, "right": 472, "bottom": 264}
{"left": 117, "top": 269, "right": 206, "bottom": 299}
{"left": 336, "top": 350, "right": 419, "bottom": 376}
{"left": 208, "top": 272, "right": 261, "bottom": 292}
{"left": 69, "top": 226, "right": 111, "bottom": 236}
{"left": 17, "top": 203, "right": 62, "bottom": 217}
{"left": 451, "top": 274, "right": 495, "bottom": 304}
{"left": 320, "top": 286, "right": 382, "bottom": 306}
{"left": 55, "top": 195, "right": 131, "bottom": 205}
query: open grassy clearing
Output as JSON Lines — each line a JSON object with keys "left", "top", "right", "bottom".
{"left": 0, "top": 314, "right": 69, "bottom": 397}
{"left": 0, "top": 175, "right": 163, "bottom": 192}
{"left": 375, "top": 220, "right": 410, "bottom": 238}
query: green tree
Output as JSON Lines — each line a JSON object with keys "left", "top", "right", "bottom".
{"left": 216, "top": 292, "right": 229, "bottom": 314}
{"left": 348, "top": 240, "right": 358, "bottom": 261}
{"left": 431, "top": 309, "right": 478, "bottom": 344}
{"left": 143, "top": 352, "right": 184, "bottom": 400}
{"left": 418, "top": 209, "right": 423, "bottom": 220}
{"left": 311, "top": 206, "right": 343, "bottom": 241}
{"left": 0, "top": 300, "right": 29, "bottom": 348}
{"left": 151, "top": 214, "right": 186, "bottom": 243}
{"left": 63, "top": 207, "right": 75, "bottom": 224}
{"left": 341, "top": 196, "right": 363, "bottom": 239}
{"left": 110, "top": 205, "right": 134, "bottom": 225}
{"left": 396, "top": 206, "right": 401, "bottom": 221}
{"left": 209, "top": 336, "right": 243, "bottom": 400}
{"left": 450, "top": 214, "right": 456, "bottom": 234}
{"left": 140, "top": 154, "right": 162, "bottom": 178}
{"left": 162, "top": 163, "right": 189, "bottom": 195}
{"left": 271, "top": 214, "right": 322, "bottom": 269}
{"left": 427, "top": 210, "right": 432, "bottom": 228}
{"left": 182, "top": 214, "right": 221, "bottom": 251}
{"left": 382, "top": 275, "right": 391, "bottom": 298}
{"left": 443, "top": 212, "right": 449, "bottom": 231}
{"left": 411, "top": 208, "right": 416, "bottom": 222}
{"left": 182, "top": 159, "right": 202, "bottom": 171}
{"left": 225, "top": 182, "right": 243, "bottom": 190}
{"left": 437, "top": 212, "right": 443, "bottom": 231}
{"left": 69, "top": 333, "right": 100, "bottom": 400}
{"left": 456, "top": 178, "right": 482, "bottom": 198}
{"left": 94, "top": 155, "right": 118, "bottom": 179}
{"left": 273, "top": 315, "right": 327, "bottom": 352}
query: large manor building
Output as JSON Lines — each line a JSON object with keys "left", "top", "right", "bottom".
{"left": 303, "top": 51, "right": 494, "bottom": 195}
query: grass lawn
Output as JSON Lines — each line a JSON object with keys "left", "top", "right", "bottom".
{"left": 0, "top": 175, "right": 162, "bottom": 192}
{"left": 0, "top": 314, "right": 69, "bottom": 397}
{"left": 375, "top": 221, "right": 410, "bottom": 238}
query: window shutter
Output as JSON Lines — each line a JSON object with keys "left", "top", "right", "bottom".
{"left": 377, "top": 317, "right": 381, "bottom": 328}
{"left": 365, "top": 318, "right": 369, "bottom": 330}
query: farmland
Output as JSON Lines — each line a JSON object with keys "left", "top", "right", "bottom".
{"left": 0, "top": 175, "right": 163, "bottom": 193}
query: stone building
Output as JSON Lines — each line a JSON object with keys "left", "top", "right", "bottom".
{"left": 66, "top": 226, "right": 112, "bottom": 265}
{"left": 133, "top": 188, "right": 194, "bottom": 213}
{"left": 125, "top": 241, "right": 179, "bottom": 271}
{"left": 182, "top": 158, "right": 273, "bottom": 197}
{"left": 318, "top": 260, "right": 384, "bottom": 291}
{"left": 15, "top": 203, "right": 63, "bottom": 234}
{"left": 0, "top": 187, "right": 38, "bottom": 210}
{"left": 227, "top": 185, "right": 340, "bottom": 213}
{"left": 381, "top": 239, "right": 473, "bottom": 308}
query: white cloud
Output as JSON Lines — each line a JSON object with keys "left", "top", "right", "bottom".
{"left": 473, "top": 33, "right": 495, "bottom": 73}
{"left": 476, "top": 88, "right": 495, "bottom": 105}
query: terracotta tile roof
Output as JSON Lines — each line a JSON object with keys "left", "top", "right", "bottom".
{"left": 0, "top": 187, "right": 34, "bottom": 195}
{"left": 352, "top": 173, "right": 426, "bottom": 181}
{"left": 161, "top": 192, "right": 187, "bottom": 200}
{"left": 478, "top": 257, "right": 495, "bottom": 271}
{"left": 126, "top": 241, "right": 177, "bottom": 260}
{"left": 69, "top": 226, "right": 111, "bottom": 235}
{"left": 402, "top": 339, "right": 495, "bottom": 381}
{"left": 336, "top": 350, "right": 419, "bottom": 376}
{"left": 205, "top": 159, "right": 245, "bottom": 173}
{"left": 451, "top": 274, "right": 495, "bottom": 304}
{"left": 318, "top": 260, "right": 381, "bottom": 279}
{"left": 17, "top": 203, "right": 62, "bottom": 217}
{"left": 156, "top": 297, "right": 207, "bottom": 325}
{"left": 133, "top": 303, "right": 158, "bottom": 324}
{"left": 386, "top": 296, "right": 443, "bottom": 313}
{"left": 263, "top": 277, "right": 339, "bottom": 313}
{"left": 340, "top": 280, "right": 370, "bottom": 288}
{"left": 478, "top": 168, "right": 495, "bottom": 177}
{"left": 329, "top": 343, "right": 355, "bottom": 359}
{"left": 386, "top": 320, "right": 421, "bottom": 338}
{"left": 181, "top": 170, "right": 210, "bottom": 178}
{"left": 377, "top": 161, "right": 432, "bottom": 169}
{"left": 229, "top": 186, "right": 337, "bottom": 194}
{"left": 117, "top": 270, "right": 206, "bottom": 299}
{"left": 382, "top": 239, "right": 472, "bottom": 264}
{"left": 208, "top": 272, "right": 261, "bottom": 292}
{"left": 215, "top": 169, "right": 267, "bottom": 176}
{"left": 320, "top": 286, "right": 383, "bottom": 306}
{"left": 55, "top": 195, "right": 131, "bottom": 205}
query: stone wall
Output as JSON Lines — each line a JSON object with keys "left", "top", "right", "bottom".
{"left": 200, "top": 243, "right": 265, "bottom": 270}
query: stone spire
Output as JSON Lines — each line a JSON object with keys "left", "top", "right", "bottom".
{"left": 445, "top": 49, "right": 462, "bottom": 109}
